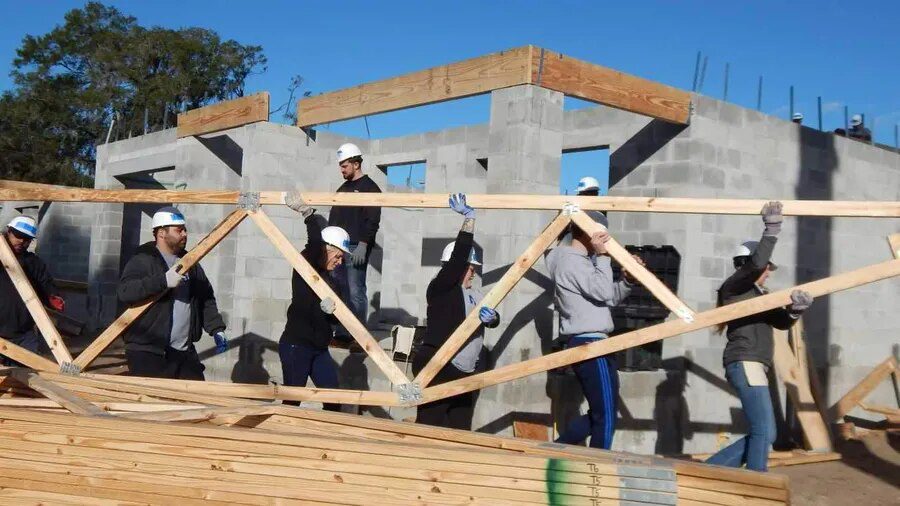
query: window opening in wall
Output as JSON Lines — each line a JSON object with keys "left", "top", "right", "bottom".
{"left": 560, "top": 146, "right": 609, "bottom": 195}
{"left": 378, "top": 161, "right": 426, "bottom": 193}
{"left": 476, "top": 158, "right": 488, "bottom": 171}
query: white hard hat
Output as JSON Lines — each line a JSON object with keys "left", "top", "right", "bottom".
{"left": 321, "top": 226, "right": 351, "bottom": 253}
{"left": 576, "top": 176, "right": 601, "bottom": 194}
{"left": 792, "top": 112, "right": 803, "bottom": 120}
{"left": 734, "top": 240, "right": 777, "bottom": 270}
{"left": 151, "top": 207, "right": 186, "bottom": 229}
{"left": 337, "top": 143, "right": 363, "bottom": 163}
{"left": 850, "top": 114, "right": 862, "bottom": 126}
{"left": 7, "top": 216, "right": 38, "bottom": 239}
{"left": 440, "top": 241, "right": 482, "bottom": 265}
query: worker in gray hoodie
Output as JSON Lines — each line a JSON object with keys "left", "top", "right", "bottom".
{"left": 546, "top": 221, "right": 642, "bottom": 449}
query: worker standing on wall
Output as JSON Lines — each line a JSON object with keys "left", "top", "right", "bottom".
{"left": 282, "top": 192, "right": 352, "bottom": 411}
{"left": 0, "top": 216, "right": 65, "bottom": 364}
{"left": 546, "top": 218, "right": 641, "bottom": 449}
{"left": 413, "top": 193, "right": 500, "bottom": 429}
{"left": 118, "top": 207, "right": 228, "bottom": 379}
{"left": 706, "top": 201, "right": 813, "bottom": 471}
{"left": 328, "top": 143, "right": 381, "bottom": 338}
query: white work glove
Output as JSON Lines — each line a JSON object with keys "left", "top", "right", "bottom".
{"left": 788, "top": 290, "right": 813, "bottom": 315}
{"left": 285, "top": 190, "right": 315, "bottom": 219}
{"left": 350, "top": 242, "right": 368, "bottom": 267}
{"left": 165, "top": 267, "right": 186, "bottom": 288}
{"left": 320, "top": 297, "right": 336, "bottom": 314}
{"left": 761, "top": 201, "right": 783, "bottom": 237}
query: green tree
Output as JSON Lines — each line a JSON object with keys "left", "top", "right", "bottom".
{"left": 0, "top": 2, "right": 266, "bottom": 184}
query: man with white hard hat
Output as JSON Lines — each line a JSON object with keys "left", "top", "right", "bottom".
{"left": 328, "top": 143, "right": 381, "bottom": 338}
{"left": 847, "top": 114, "right": 872, "bottom": 142}
{"left": 117, "top": 206, "right": 228, "bottom": 379}
{"left": 575, "top": 176, "right": 601, "bottom": 196}
{"left": 0, "top": 216, "right": 65, "bottom": 364}
{"left": 791, "top": 112, "right": 803, "bottom": 125}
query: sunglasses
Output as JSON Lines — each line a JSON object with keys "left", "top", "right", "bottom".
{"left": 7, "top": 228, "right": 32, "bottom": 241}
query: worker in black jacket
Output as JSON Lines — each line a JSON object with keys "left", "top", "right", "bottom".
{"left": 0, "top": 216, "right": 65, "bottom": 364}
{"left": 328, "top": 143, "right": 381, "bottom": 339}
{"left": 412, "top": 193, "right": 500, "bottom": 429}
{"left": 706, "top": 201, "right": 813, "bottom": 471}
{"left": 283, "top": 191, "right": 352, "bottom": 411}
{"left": 118, "top": 207, "right": 228, "bottom": 380}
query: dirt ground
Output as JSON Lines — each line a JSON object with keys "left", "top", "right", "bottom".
{"left": 772, "top": 432, "right": 899, "bottom": 505}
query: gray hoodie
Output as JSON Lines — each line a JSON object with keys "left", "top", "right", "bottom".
{"left": 545, "top": 245, "right": 632, "bottom": 336}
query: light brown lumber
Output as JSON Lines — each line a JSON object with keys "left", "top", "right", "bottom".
{"left": 888, "top": 233, "right": 900, "bottom": 259}
{"left": 177, "top": 92, "right": 269, "bottom": 138}
{"left": 857, "top": 402, "right": 900, "bottom": 423}
{"left": 675, "top": 475, "right": 788, "bottom": 502}
{"left": 54, "top": 278, "right": 89, "bottom": 291}
{"left": 570, "top": 210, "right": 695, "bottom": 322}
{"left": 675, "top": 485, "right": 785, "bottom": 506}
{"left": 0, "top": 232, "right": 72, "bottom": 364}
{"left": 829, "top": 356, "right": 897, "bottom": 421}
{"left": 420, "top": 257, "right": 900, "bottom": 405}
{"left": 7, "top": 369, "right": 108, "bottom": 416}
{"left": 0, "top": 398, "right": 192, "bottom": 411}
{"left": 296, "top": 46, "right": 532, "bottom": 127}
{"left": 250, "top": 209, "right": 410, "bottom": 387}
{"left": 120, "top": 404, "right": 276, "bottom": 422}
{"left": 532, "top": 47, "right": 691, "bottom": 124}
{"left": 0, "top": 187, "right": 243, "bottom": 204}
{"left": 766, "top": 451, "right": 841, "bottom": 468}
{"left": 74, "top": 208, "right": 248, "bottom": 369}
{"left": 0, "top": 335, "right": 58, "bottom": 371}
{"left": 0, "top": 487, "right": 139, "bottom": 506}
{"left": 414, "top": 212, "right": 572, "bottom": 387}
{"left": 771, "top": 328, "right": 832, "bottom": 451}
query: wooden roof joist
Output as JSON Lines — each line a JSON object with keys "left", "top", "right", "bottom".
{"left": 176, "top": 92, "right": 270, "bottom": 138}
{"left": 296, "top": 45, "right": 691, "bottom": 127}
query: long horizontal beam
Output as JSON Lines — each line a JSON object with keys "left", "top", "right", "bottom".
{"left": 177, "top": 92, "right": 269, "bottom": 138}
{"left": 2, "top": 185, "right": 899, "bottom": 217}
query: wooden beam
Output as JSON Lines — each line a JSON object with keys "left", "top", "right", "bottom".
{"left": 414, "top": 212, "right": 572, "bottom": 388}
{"left": 0, "top": 232, "right": 72, "bottom": 365}
{"left": 829, "top": 356, "right": 897, "bottom": 421}
{"left": 8, "top": 369, "right": 107, "bottom": 416}
{"left": 74, "top": 209, "right": 248, "bottom": 369}
{"left": 176, "top": 92, "right": 269, "bottom": 138}
{"left": 570, "top": 210, "right": 695, "bottom": 322}
{"left": 54, "top": 278, "right": 88, "bottom": 292}
{"left": 0, "top": 335, "right": 58, "bottom": 372}
{"left": 249, "top": 209, "right": 410, "bottom": 387}
{"left": 420, "top": 258, "right": 900, "bottom": 404}
{"left": 120, "top": 404, "right": 276, "bottom": 422}
{"left": 296, "top": 47, "right": 532, "bottom": 127}
{"left": 532, "top": 47, "right": 691, "bottom": 124}
{"left": 888, "top": 233, "right": 900, "bottom": 259}
{"left": 0, "top": 187, "right": 242, "bottom": 204}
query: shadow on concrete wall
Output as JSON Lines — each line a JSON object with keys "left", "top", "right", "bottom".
{"left": 196, "top": 135, "right": 244, "bottom": 177}
{"left": 609, "top": 119, "right": 686, "bottom": 187}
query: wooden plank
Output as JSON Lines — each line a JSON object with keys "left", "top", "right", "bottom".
{"left": 0, "top": 232, "right": 72, "bottom": 364}
{"left": 570, "top": 210, "right": 695, "bottom": 322}
{"left": 513, "top": 421, "right": 550, "bottom": 442}
{"left": 829, "top": 356, "right": 897, "bottom": 421}
{"left": 766, "top": 451, "right": 841, "bottom": 468}
{"left": 420, "top": 258, "right": 900, "bottom": 404}
{"left": 414, "top": 212, "right": 571, "bottom": 388}
{"left": 176, "top": 92, "right": 269, "bottom": 138}
{"left": 889, "top": 233, "right": 900, "bottom": 259}
{"left": 857, "top": 402, "right": 900, "bottom": 424}
{"left": 54, "top": 278, "right": 88, "bottom": 291}
{"left": 8, "top": 369, "right": 107, "bottom": 416}
{"left": 532, "top": 47, "right": 691, "bottom": 124}
{"left": 120, "top": 404, "right": 276, "bottom": 422}
{"left": 0, "top": 335, "right": 58, "bottom": 371}
{"left": 74, "top": 208, "right": 248, "bottom": 369}
{"left": 771, "top": 327, "right": 832, "bottom": 451}
{"left": 296, "top": 47, "right": 531, "bottom": 127}
{"left": 249, "top": 209, "right": 410, "bottom": 387}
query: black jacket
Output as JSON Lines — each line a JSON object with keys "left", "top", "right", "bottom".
{"left": 281, "top": 215, "right": 339, "bottom": 350}
{"left": 327, "top": 175, "right": 381, "bottom": 245}
{"left": 118, "top": 242, "right": 225, "bottom": 355}
{"left": 717, "top": 235, "right": 796, "bottom": 368}
{"left": 0, "top": 239, "right": 57, "bottom": 339}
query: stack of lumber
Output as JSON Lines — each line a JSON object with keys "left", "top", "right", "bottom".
{"left": 0, "top": 369, "right": 790, "bottom": 505}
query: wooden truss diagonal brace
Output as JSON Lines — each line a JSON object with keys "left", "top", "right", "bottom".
{"left": 888, "top": 233, "right": 900, "bottom": 259}
{"left": 414, "top": 212, "right": 572, "bottom": 389}
{"left": 419, "top": 257, "right": 900, "bottom": 405}
{"left": 0, "top": 335, "right": 58, "bottom": 372}
{"left": 829, "top": 355, "right": 898, "bottom": 422}
{"left": 0, "top": 231, "right": 72, "bottom": 365}
{"left": 248, "top": 210, "right": 410, "bottom": 387}
{"left": 74, "top": 208, "right": 248, "bottom": 369}
{"left": 8, "top": 368, "right": 108, "bottom": 416}
{"left": 569, "top": 210, "right": 695, "bottom": 322}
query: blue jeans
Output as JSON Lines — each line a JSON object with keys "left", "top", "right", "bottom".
{"left": 555, "top": 334, "right": 619, "bottom": 449}
{"left": 706, "top": 361, "right": 777, "bottom": 471}
{"left": 279, "top": 341, "right": 340, "bottom": 411}
{"left": 332, "top": 242, "right": 369, "bottom": 334}
{"left": 2, "top": 330, "right": 41, "bottom": 367}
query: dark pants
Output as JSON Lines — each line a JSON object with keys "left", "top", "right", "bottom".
{"left": 412, "top": 346, "right": 475, "bottom": 430}
{"left": 556, "top": 335, "right": 619, "bottom": 449}
{"left": 332, "top": 242, "right": 369, "bottom": 335}
{"left": 279, "top": 340, "right": 341, "bottom": 411}
{"left": 706, "top": 361, "right": 777, "bottom": 471}
{"left": 1, "top": 330, "right": 41, "bottom": 367}
{"left": 126, "top": 347, "right": 205, "bottom": 380}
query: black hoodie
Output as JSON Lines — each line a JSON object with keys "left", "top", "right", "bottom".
{"left": 0, "top": 238, "right": 57, "bottom": 339}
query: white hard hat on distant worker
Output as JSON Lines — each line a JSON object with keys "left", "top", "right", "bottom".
{"left": 7, "top": 216, "right": 38, "bottom": 239}
{"left": 337, "top": 143, "right": 363, "bottom": 163}
{"left": 151, "top": 207, "right": 187, "bottom": 230}
{"left": 440, "top": 242, "right": 482, "bottom": 265}
{"left": 576, "top": 176, "right": 600, "bottom": 194}
{"left": 792, "top": 112, "right": 804, "bottom": 121}
{"left": 733, "top": 240, "right": 777, "bottom": 270}
{"left": 850, "top": 114, "right": 863, "bottom": 126}
{"left": 321, "top": 226, "right": 352, "bottom": 254}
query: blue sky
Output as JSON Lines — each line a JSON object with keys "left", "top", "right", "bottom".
{"left": 1, "top": 1, "right": 897, "bottom": 192}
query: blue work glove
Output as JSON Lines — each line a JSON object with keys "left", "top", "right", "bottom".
{"left": 449, "top": 193, "right": 475, "bottom": 219}
{"left": 350, "top": 242, "right": 368, "bottom": 267}
{"left": 479, "top": 306, "right": 498, "bottom": 324}
{"left": 213, "top": 332, "right": 228, "bottom": 354}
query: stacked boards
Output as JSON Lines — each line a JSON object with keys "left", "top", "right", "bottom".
{"left": 0, "top": 370, "right": 790, "bottom": 505}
